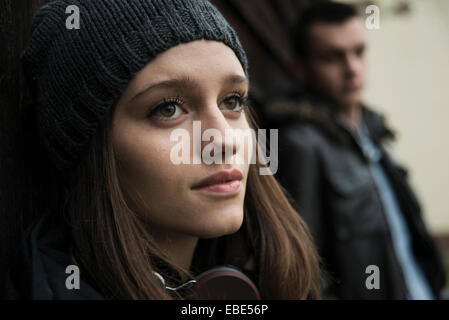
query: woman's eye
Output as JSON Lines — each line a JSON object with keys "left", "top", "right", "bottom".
{"left": 148, "top": 100, "right": 184, "bottom": 120}
{"left": 220, "top": 95, "right": 246, "bottom": 112}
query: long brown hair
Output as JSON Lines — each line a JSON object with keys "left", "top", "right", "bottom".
{"left": 60, "top": 103, "right": 321, "bottom": 299}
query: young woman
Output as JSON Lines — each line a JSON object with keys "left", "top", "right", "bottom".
{"left": 2, "top": 0, "right": 320, "bottom": 299}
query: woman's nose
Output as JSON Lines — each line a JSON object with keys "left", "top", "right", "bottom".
{"left": 199, "top": 104, "right": 239, "bottom": 162}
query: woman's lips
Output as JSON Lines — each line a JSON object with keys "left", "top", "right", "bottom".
{"left": 191, "top": 169, "right": 243, "bottom": 197}
{"left": 193, "top": 179, "right": 242, "bottom": 196}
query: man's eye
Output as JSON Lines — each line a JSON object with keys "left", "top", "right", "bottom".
{"left": 355, "top": 46, "right": 365, "bottom": 57}
{"left": 148, "top": 99, "right": 184, "bottom": 120}
{"left": 321, "top": 54, "right": 338, "bottom": 63}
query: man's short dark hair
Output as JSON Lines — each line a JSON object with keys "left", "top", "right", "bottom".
{"left": 292, "top": 1, "right": 360, "bottom": 57}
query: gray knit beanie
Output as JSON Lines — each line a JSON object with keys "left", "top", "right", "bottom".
{"left": 22, "top": 0, "right": 249, "bottom": 173}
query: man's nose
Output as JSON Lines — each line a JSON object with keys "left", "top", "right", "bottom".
{"left": 344, "top": 54, "right": 360, "bottom": 77}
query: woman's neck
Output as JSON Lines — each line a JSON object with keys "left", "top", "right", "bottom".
{"left": 151, "top": 230, "right": 199, "bottom": 273}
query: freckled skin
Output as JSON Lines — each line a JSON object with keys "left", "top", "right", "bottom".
{"left": 112, "top": 40, "right": 251, "bottom": 248}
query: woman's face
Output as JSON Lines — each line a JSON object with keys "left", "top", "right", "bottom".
{"left": 112, "top": 40, "right": 251, "bottom": 240}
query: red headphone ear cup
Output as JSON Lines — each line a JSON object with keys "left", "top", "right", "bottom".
{"left": 185, "top": 266, "right": 260, "bottom": 300}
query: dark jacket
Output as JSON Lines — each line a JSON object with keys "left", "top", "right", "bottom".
{"left": 275, "top": 96, "right": 446, "bottom": 299}
{"left": 1, "top": 212, "right": 256, "bottom": 300}
{"left": 0, "top": 213, "right": 102, "bottom": 299}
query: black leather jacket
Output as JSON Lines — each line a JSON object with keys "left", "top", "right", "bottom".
{"left": 276, "top": 99, "right": 446, "bottom": 299}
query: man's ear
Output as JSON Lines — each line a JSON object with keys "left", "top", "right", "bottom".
{"left": 288, "top": 55, "right": 306, "bottom": 82}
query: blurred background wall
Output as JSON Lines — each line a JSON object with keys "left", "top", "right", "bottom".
{"left": 210, "top": 0, "right": 332, "bottom": 126}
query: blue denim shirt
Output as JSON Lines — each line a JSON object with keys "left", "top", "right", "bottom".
{"left": 355, "top": 121, "right": 434, "bottom": 300}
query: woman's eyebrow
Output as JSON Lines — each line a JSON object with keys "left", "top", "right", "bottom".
{"left": 130, "top": 78, "right": 194, "bottom": 102}
{"left": 223, "top": 74, "right": 248, "bottom": 87}
{"left": 130, "top": 74, "right": 248, "bottom": 102}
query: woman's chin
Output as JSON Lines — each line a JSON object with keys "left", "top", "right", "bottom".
{"left": 194, "top": 211, "right": 244, "bottom": 239}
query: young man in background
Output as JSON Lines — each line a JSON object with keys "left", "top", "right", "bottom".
{"left": 277, "top": 1, "right": 446, "bottom": 299}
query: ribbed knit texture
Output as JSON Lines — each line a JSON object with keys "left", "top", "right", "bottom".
{"left": 22, "top": 0, "right": 249, "bottom": 173}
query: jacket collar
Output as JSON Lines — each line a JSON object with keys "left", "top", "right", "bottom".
{"left": 267, "top": 91, "right": 395, "bottom": 145}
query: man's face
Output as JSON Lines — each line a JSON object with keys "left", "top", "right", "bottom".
{"left": 303, "top": 17, "right": 367, "bottom": 108}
